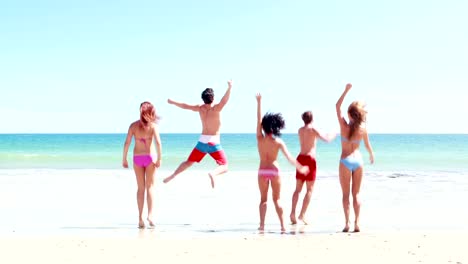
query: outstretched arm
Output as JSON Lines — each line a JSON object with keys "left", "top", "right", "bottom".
{"left": 313, "top": 127, "right": 337, "bottom": 143}
{"left": 363, "top": 130, "right": 375, "bottom": 164}
{"left": 122, "top": 124, "right": 133, "bottom": 168}
{"left": 167, "top": 99, "right": 199, "bottom": 112}
{"left": 256, "top": 93, "right": 263, "bottom": 140}
{"left": 216, "top": 80, "right": 233, "bottom": 110}
{"left": 336, "top": 83, "right": 352, "bottom": 125}
{"left": 153, "top": 125, "right": 162, "bottom": 168}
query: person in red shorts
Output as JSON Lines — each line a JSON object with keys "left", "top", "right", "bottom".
{"left": 163, "top": 80, "right": 232, "bottom": 188}
{"left": 290, "top": 111, "right": 336, "bottom": 225}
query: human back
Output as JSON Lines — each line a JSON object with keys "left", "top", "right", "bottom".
{"left": 131, "top": 121, "right": 156, "bottom": 156}
{"left": 122, "top": 101, "right": 162, "bottom": 228}
{"left": 290, "top": 111, "right": 336, "bottom": 225}
{"left": 199, "top": 104, "right": 222, "bottom": 135}
{"left": 163, "top": 80, "right": 232, "bottom": 188}
{"left": 338, "top": 99, "right": 368, "bottom": 159}
{"left": 257, "top": 136, "right": 282, "bottom": 168}
{"left": 339, "top": 124, "right": 365, "bottom": 158}
{"left": 298, "top": 125, "right": 318, "bottom": 156}
{"left": 255, "top": 93, "right": 308, "bottom": 232}
{"left": 335, "top": 83, "right": 375, "bottom": 233}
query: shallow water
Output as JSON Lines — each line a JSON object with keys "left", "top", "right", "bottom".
{"left": 1, "top": 168, "right": 467, "bottom": 237}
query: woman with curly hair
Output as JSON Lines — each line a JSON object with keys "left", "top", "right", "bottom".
{"left": 255, "top": 93, "right": 308, "bottom": 232}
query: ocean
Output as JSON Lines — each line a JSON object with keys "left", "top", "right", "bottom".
{"left": 2, "top": 133, "right": 468, "bottom": 172}
{"left": 1, "top": 133, "right": 468, "bottom": 237}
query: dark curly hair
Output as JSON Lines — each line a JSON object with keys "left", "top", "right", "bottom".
{"left": 201, "top": 88, "right": 214, "bottom": 104}
{"left": 262, "top": 112, "right": 285, "bottom": 137}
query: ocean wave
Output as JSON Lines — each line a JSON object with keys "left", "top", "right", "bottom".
{"left": 387, "top": 172, "right": 416, "bottom": 178}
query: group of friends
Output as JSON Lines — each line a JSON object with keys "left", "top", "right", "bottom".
{"left": 122, "top": 80, "right": 375, "bottom": 233}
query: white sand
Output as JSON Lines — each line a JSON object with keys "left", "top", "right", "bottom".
{"left": 1, "top": 231, "right": 467, "bottom": 264}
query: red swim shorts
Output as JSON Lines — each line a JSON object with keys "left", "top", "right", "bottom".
{"left": 187, "top": 141, "right": 228, "bottom": 165}
{"left": 296, "top": 154, "right": 317, "bottom": 181}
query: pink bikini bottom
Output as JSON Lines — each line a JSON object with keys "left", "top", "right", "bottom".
{"left": 258, "top": 168, "right": 279, "bottom": 180}
{"left": 133, "top": 154, "right": 156, "bottom": 168}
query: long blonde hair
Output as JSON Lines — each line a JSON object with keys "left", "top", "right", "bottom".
{"left": 347, "top": 101, "right": 367, "bottom": 139}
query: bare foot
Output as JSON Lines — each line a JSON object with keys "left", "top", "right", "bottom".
{"left": 163, "top": 175, "right": 175, "bottom": 184}
{"left": 147, "top": 217, "right": 155, "bottom": 228}
{"left": 298, "top": 216, "right": 308, "bottom": 225}
{"left": 258, "top": 225, "right": 264, "bottom": 231}
{"left": 290, "top": 213, "right": 297, "bottom": 225}
{"left": 208, "top": 173, "right": 215, "bottom": 189}
{"left": 138, "top": 219, "right": 145, "bottom": 229}
{"left": 353, "top": 223, "right": 360, "bottom": 233}
{"left": 342, "top": 225, "right": 350, "bottom": 232}
{"left": 281, "top": 226, "right": 286, "bottom": 233}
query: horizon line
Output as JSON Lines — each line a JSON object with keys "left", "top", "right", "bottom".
{"left": 1, "top": 132, "right": 467, "bottom": 135}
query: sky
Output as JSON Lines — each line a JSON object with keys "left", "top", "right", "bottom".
{"left": 0, "top": 0, "right": 467, "bottom": 134}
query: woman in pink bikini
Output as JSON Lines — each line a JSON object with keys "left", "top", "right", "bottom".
{"left": 255, "top": 93, "right": 308, "bottom": 232}
{"left": 122, "top": 101, "right": 162, "bottom": 228}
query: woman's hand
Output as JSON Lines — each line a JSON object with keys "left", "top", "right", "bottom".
{"left": 154, "top": 159, "right": 161, "bottom": 168}
{"left": 345, "top": 83, "right": 352, "bottom": 91}
{"left": 298, "top": 165, "right": 310, "bottom": 175}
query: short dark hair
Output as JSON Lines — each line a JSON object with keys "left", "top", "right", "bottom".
{"left": 201, "top": 88, "right": 214, "bottom": 104}
{"left": 302, "top": 111, "right": 313, "bottom": 124}
{"left": 262, "top": 112, "right": 285, "bottom": 137}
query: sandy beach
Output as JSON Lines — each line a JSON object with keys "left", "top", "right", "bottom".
{"left": 1, "top": 231, "right": 467, "bottom": 264}
{"left": 1, "top": 169, "right": 468, "bottom": 263}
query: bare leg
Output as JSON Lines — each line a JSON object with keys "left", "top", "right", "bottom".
{"left": 339, "top": 162, "right": 352, "bottom": 232}
{"left": 145, "top": 164, "right": 157, "bottom": 227}
{"left": 352, "top": 166, "right": 363, "bottom": 232}
{"left": 271, "top": 176, "right": 285, "bottom": 232}
{"left": 258, "top": 175, "right": 269, "bottom": 231}
{"left": 207, "top": 164, "right": 228, "bottom": 189}
{"left": 133, "top": 164, "right": 146, "bottom": 228}
{"left": 298, "top": 180, "right": 315, "bottom": 225}
{"left": 290, "top": 180, "right": 304, "bottom": 225}
{"left": 163, "top": 161, "right": 194, "bottom": 184}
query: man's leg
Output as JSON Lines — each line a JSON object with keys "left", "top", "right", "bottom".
{"left": 208, "top": 149, "right": 228, "bottom": 188}
{"left": 163, "top": 161, "right": 195, "bottom": 183}
{"left": 164, "top": 146, "right": 204, "bottom": 184}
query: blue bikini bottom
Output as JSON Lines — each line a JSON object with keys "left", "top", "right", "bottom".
{"left": 340, "top": 156, "right": 363, "bottom": 172}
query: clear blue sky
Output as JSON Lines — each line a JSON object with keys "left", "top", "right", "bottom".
{"left": 1, "top": 0, "right": 467, "bottom": 133}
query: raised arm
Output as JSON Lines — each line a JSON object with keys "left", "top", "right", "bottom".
{"left": 122, "top": 124, "right": 134, "bottom": 168}
{"left": 256, "top": 93, "right": 263, "bottom": 140}
{"left": 167, "top": 99, "right": 200, "bottom": 112}
{"left": 336, "top": 83, "right": 352, "bottom": 125}
{"left": 279, "top": 140, "right": 309, "bottom": 174}
{"left": 363, "top": 130, "right": 375, "bottom": 164}
{"left": 153, "top": 125, "right": 162, "bottom": 168}
{"left": 216, "top": 79, "right": 233, "bottom": 110}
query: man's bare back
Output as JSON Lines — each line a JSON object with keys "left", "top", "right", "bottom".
{"left": 290, "top": 113, "right": 336, "bottom": 225}
{"left": 298, "top": 125, "right": 319, "bottom": 157}
{"left": 199, "top": 104, "right": 222, "bottom": 135}
{"left": 163, "top": 80, "right": 232, "bottom": 188}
